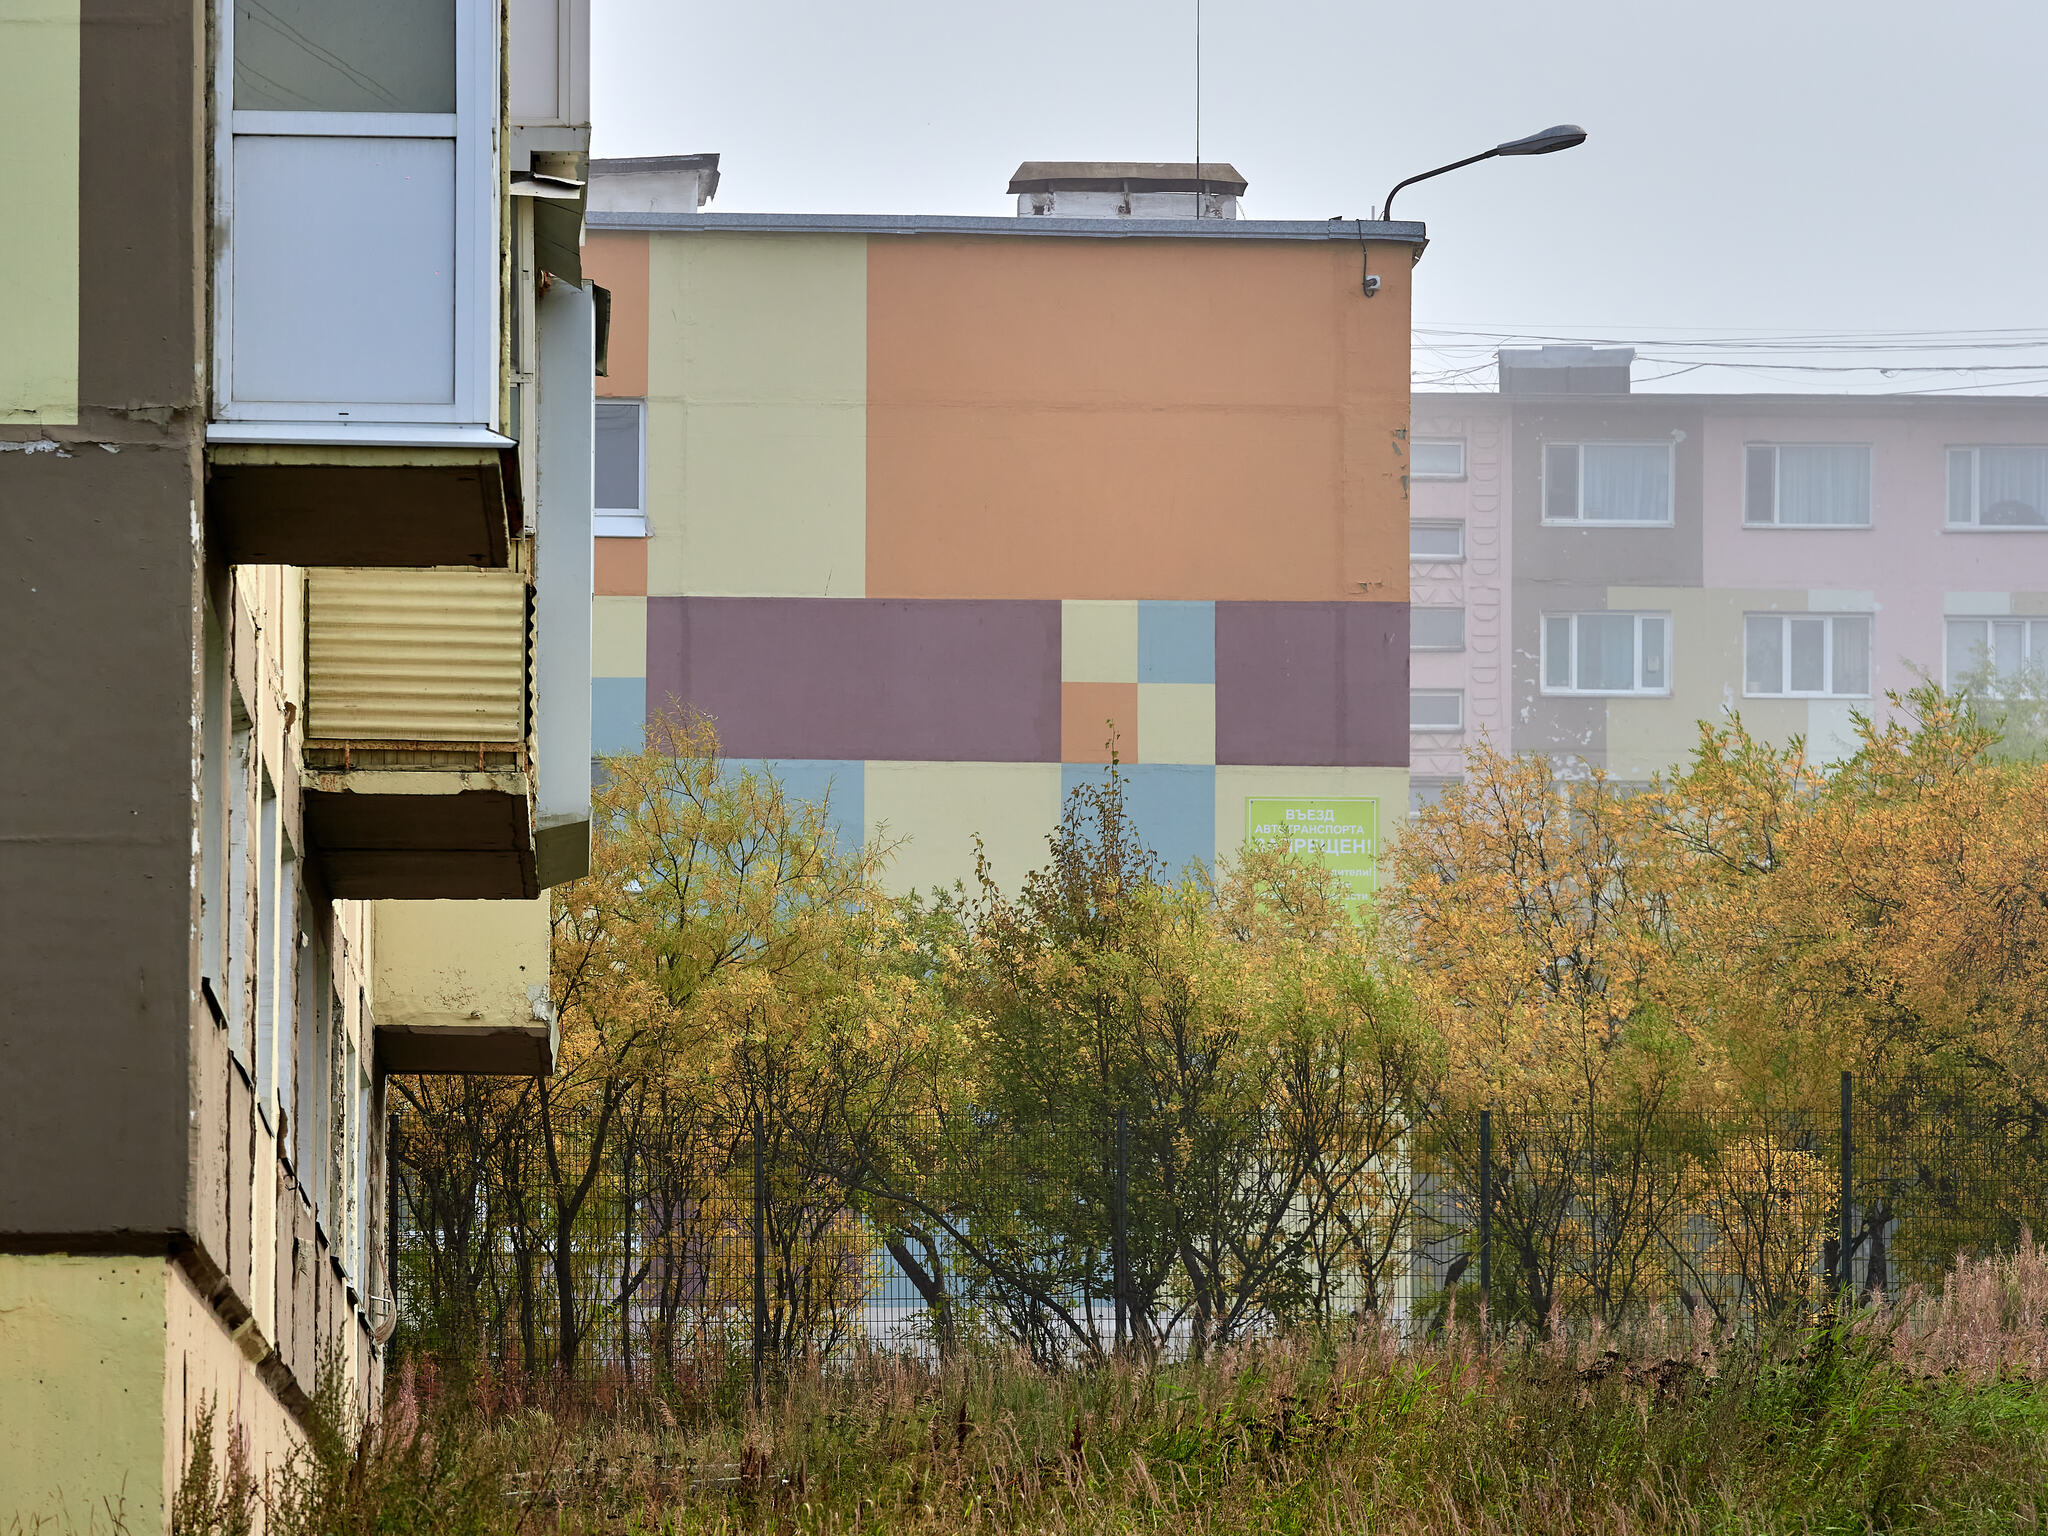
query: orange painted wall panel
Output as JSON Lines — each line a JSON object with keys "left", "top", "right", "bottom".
{"left": 865, "top": 235, "right": 1411, "bottom": 602}
{"left": 594, "top": 537, "right": 648, "bottom": 596}
{"left": 583, "top": 232, "right": 649, "bottom": 399}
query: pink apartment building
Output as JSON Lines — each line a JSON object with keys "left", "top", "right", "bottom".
{"left": 1410, "top": 348, "right": 2048, "bottom": 794}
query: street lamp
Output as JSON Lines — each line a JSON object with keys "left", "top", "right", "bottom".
{"left": 1379, "top": 124, "right": 1586, "bottom": 220}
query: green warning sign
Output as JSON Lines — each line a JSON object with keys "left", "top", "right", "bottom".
{"left": 1244, "top": 796, "right": 1381, "bottom": 899}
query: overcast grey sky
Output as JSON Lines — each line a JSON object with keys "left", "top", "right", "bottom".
{"left": 593, "top": 0, "right": 2048, "bottom": 392}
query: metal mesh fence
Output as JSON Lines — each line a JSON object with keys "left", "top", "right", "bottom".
{"left": 391, "top": 1073, "right": 2048, "bottom": 1379}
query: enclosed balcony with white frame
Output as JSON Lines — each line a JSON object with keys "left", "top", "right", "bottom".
{"left": 206, "top": 0, "right": 516, "bottom": 568}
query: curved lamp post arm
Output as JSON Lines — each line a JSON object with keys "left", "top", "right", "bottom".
{"left": 1380, "top": 125, "right": 1587, "bottom": 220}
{"left": 1380, "top": 148, "right": 1501, "bottom": 221}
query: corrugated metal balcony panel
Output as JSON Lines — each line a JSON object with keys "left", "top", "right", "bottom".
{"left": 307, "top": 569, "right": 530, "bottom": 742}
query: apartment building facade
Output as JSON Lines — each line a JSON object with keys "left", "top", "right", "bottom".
{"left": 580, "top": 163, "right": 1420, "bottom": 899}
{"left": 0, "top": 0, "right": 596, "bottom": 1523}
{"left": 1410, "top": 349, "right": 2048, "bottom": 790}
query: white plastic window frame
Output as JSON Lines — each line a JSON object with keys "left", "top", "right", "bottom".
{"left": 1411, "top": 438, "right": 1467, "bottom": 481}
{"left": 1541, "top": 441, "right": 1676, "bottom": 527}
{"left": 1409, "top": 690, "right": 1465, "bottom": 732}
{"left": 210, "top": 0, "right": 500, "bottom": 434}
{"left": 1742, "top": 443, "right": 1873, "bottom": 529}
{"left": 593, "top": 398, "right": 648, "bottom": 537}
{"left": 1946, "top": 447, "right": 2048, "bottom": 531}
{"left": 1410, "top": 607, "right": 1467, "bottom": 652}
{"left": 1944, "top": 615, "right": 2048, "bottom": 695}
{"left": 1539, "top": 612, "right": 1673, "bottom": 697}
{"left": 1410, "top": 520, "right": 1466, "bottom": 562}
{"left": 1742, "top": 613, "right": 1872, "bottom": 699}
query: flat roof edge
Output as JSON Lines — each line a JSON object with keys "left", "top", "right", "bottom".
{"left": 587, "top": 210, "right": 1428, "bottom": 243}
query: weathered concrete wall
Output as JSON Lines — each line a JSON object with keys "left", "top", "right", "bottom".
{"left": 0, "top": 0, "right": 205, "bottom": 1240}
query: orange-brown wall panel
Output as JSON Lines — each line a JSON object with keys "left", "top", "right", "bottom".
{"left": 865, "top": 235, "right": 1411, "bottom": 601}
{"left": 583, "top": 232, "right": 648, "bottom": 398}
{"left": 868, "top": 405, "right": 1342, "bottom": 600}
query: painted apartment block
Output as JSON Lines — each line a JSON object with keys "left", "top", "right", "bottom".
{"left": 1411, "top": 349, "right": 2048, "bottom": 789}
{"left": 0, "top": 0, "right": 595, "bottom": 1523}
{"left": 581, "top": 162, "right": 1422, "bottom": 897}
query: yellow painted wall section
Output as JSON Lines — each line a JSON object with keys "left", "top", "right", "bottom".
{"left": 0, "top": 0, "right": 79, "bottom": 424}
{"left": 592, "top": 595, "right": 649, "bottom": 677}
{"left": 0, "top": 1256, "right": 164, "bottom": 1531}
{"left": 645, "top": 234, "right": 867, "bottom": 597}
{"left": 372, "top": 895, "right": 552, "bottom": 1030}
{"left": 863, "top": 761, "right": 1062, "bottom": 898}
{"left": 1603, "top": 587, "right": 1808, "bottom": 782}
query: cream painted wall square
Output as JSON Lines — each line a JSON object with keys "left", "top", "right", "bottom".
{"left": 1137, "top": 683, "right": 1215, "bottom": 764}
{"left": 648, "top": 401, "right": 866, "bottom": 597}
{"left": 864, "top": 760, "right": 1062, "bottom": 898}
{"left": 1061, "top": 600, "right": 1139, "bottom": 683}
{"left": 592, "top": 596, "right": 648, "bottom": 677}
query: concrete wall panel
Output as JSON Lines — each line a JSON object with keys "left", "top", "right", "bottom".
{"left": 645, "top": 233, "right": 865, "bottom": 598}
{"left": 866, "top": 237, "right": 1410, "bottom": 602}
{"left": 0, "top": 1256, "right": 165, "bottom": 1532}
{"left": 646, "top": 596, "right": 1060, "bottom": 762}
{"left": 0, "top": 0, "right": 80, "bottom": 424}
{"left": 864, "top": 761, "right": 1062, "bottom": 898}
{"left": 1214, "top": 601, "right": 1409, "bottom": 766}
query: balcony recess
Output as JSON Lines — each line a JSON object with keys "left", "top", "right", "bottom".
{"left": 300, "top": 568, "right": 538, "bottom": 900}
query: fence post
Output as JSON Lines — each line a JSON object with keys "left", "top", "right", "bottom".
{"left": 752, "top": 1106, "right": 767, "bottom": 1407}
{"left": 1113, "top": 1106, "right": 1129, "bottom": 1351}
{"left": 1477, "top": 1108, "right": 1492, "bottom": 1318}
{"left": 1838, "top": 1070, "right": 1853, "bottom": 1301}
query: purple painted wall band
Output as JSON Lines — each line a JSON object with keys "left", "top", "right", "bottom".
{"left": 1214, "top": 602, "right": 1410, "bottom": 766}
{"left": 645, "top": 596, "right": 1063, "bottom": 762}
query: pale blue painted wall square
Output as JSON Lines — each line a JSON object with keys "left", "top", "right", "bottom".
{"left": 591, "top": 676, "right": 649, "bottom": 756}
{"left": 1059, "top": 763, "right": 1216, "bottom": 877}
{"left": 1138, "top": 601, "right": 1216, "bottom": 684}
{"left": 723, "top": 758, "right": 867, "bottom": 855}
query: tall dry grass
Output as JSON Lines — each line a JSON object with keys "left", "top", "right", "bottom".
{"left": 169, "top": 1242, "right": 2048, "bottom": 1536}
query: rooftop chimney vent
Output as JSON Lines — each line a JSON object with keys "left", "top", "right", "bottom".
{"left": 1008, "top": 161, "right": 1246, "bottom": 220}
{"left": 1497, "top": 345, "right": 1635, "bottom": 396}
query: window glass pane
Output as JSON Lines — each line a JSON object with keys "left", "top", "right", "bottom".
{"left": 1788, "top": 618, "right": 1827, "bottom": 693}
{"left": 594, "top": 402, "right": 643, "bottom": 512}
{"left": 1831, "top": 617, "right": 1870, "bottom": 696}
{"left": 2032, "top": 621, "right": 2048, "bottom": 667}
{"left": 235, "top": 0, "right": 456, "bottom": 113}
{"left": 1994, "top": 619, "right": 2026, "bottom": 678}
{"left": 1580, "top": 443, "right": 1670, "bottom": 522}
{"left": 1745, "top": 616, "right": 1782, "bottom": 694}
{"left": 1544, "top": 443, "right": 1579, "bottom": 520}
{"left": 1578, "top": 613, "right": 1636, "bottom": 691}
{"left": 1639, "top": 617, "right": 1667, "bottom": 690}
{"left": 1948, "top": 449, "right": 1973, "bottom": 526}
{"left": 1746, "top": 446, "right": 1777, "bottom": 524}
{"left": 1977, "top": 448, "right": 2048, "bottom": 526}
{"left": 1543, "top": 617, "right": 1572, "bottom": 689}
{"left": 1947, "top": 620, "right": 1986, "bottom": 691}
{"left": 1412, "top": 439, "right": 1466, "bottom": 478}
{"left": 1775, "top": 446, "right": 1870, "bottom": 526}
{"left": 1410, "top": 521, "right": 1464, "bottom": 560}
{"left": 1411, "top": 608, "right": 1465, "bottom": 650}
{"left": 1410, "top": 691, "right": 1463, "bottom": 730}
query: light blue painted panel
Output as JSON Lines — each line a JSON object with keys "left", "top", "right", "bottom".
{"left": 1059, "top": 763, "right": 1216, "bottom": 878}
{"left": 1138, "top": 601, "right": 1216, "bottom": 684}
{"left": 724, "top": 758, "right": 867, "bottom": 855}
{"left": 590, "top": 676, "right": 648, "bottom": 756}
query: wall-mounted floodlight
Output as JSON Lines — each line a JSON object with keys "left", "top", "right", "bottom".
{"left": 1379, "top": 124, "right": 1587, "bottom": 220}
